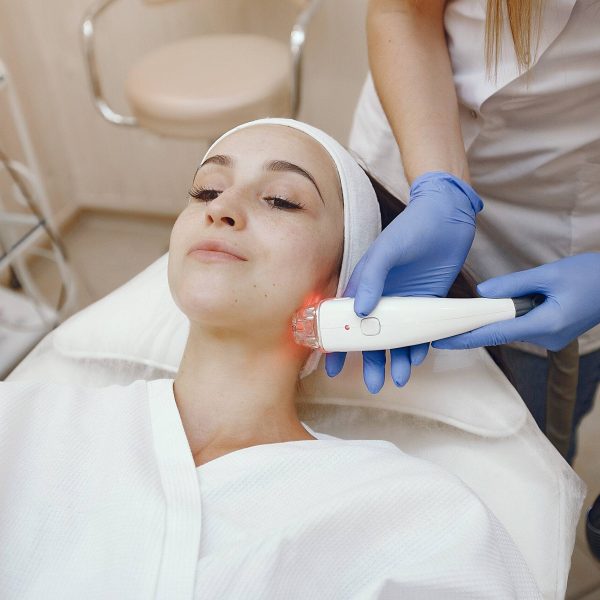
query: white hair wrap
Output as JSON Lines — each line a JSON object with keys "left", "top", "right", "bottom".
{"left": 202, "top": 118, "right": 382, "bottom": 378}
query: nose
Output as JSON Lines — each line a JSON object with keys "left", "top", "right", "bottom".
{"left": 204, "top": 191, "right": 246, "bottom": 230}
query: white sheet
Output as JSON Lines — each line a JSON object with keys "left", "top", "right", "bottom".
{"left": 0, "top": 378, "right": 542, "bottom": 599}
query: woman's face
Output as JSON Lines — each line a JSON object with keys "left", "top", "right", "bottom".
{"left": 168, "top": 125, "right": 344, "bottom": 342}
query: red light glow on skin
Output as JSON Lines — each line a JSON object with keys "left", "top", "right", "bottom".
{"left": 281, "top": 289, "right": 332, "bottom": 362}
{"left": 298, "top": 290, "right": 328, "bottom": 311}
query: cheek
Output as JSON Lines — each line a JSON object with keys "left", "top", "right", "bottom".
{"left": 167, "top": 212, "right": 196, "bottom": 306}
{"left": 264, "top": 223, "right": 341, "bottom": 305}
{"left": 169, "top": 211, "right": 190, "bottom": 254}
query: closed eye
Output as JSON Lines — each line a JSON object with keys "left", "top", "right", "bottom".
{"left": 265, "top": 197, "right": 305, "bottom": 210}
{"left": 188, "top": 186, "right": 304, "bottom": 211}
{"left": 188, "top": 186, "right": 221, "bottom": 201}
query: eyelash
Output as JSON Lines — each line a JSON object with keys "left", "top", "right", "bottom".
{"left": 188, "top": 186, "right": 305, "bottom": 211}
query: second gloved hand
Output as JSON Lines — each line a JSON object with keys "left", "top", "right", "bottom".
{"left": 325, "top": 171, "right": 483, "bottom": 393}
{"left": 432, "top": 253, "right": 600, "bottom": 352}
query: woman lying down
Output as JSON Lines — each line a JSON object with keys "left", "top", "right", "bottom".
{"left": 0, "top": 119, "right": 541, "bottom": 599}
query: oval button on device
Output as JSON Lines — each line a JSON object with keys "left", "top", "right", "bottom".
{"left": 360, "top": 317, "right": 381, "bottom": 336}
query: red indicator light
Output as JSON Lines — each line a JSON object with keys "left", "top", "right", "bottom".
{"left": 344, "top": 324, "right": 350, "bottom": 330}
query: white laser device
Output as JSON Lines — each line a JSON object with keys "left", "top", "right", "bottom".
{"left": 292, "top": 295, "right": 544, "bottom": 352}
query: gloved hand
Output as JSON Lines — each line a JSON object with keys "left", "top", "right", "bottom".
{"left": 432, "top": 253, "right": 600, "bottom": 352}
{"left": 325, "top": 171, "right": 484, "bottom": 393}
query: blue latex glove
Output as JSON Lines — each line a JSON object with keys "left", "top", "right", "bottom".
{"left": 325, "top": 171, "right": 484, "bottom": 393}
{"left": 432, "top": 253, "right": 600, "bottom": 352}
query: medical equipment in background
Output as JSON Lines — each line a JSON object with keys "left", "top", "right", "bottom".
{"left": 293, "top": 295, "right": 544, "bottom": 352}
{"left": 81, "top": 0, "right": 323, "bottom": 140}
{"left": 0, "top": 59, "right": 77, "bottom": 379}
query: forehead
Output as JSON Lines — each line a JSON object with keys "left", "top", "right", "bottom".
{"left": 205, "top": 125, "right": 341, "bottom": 200}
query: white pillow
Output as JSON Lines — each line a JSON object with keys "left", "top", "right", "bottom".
{"left": 55, "top": 254, "right": 187, "bottom": 372}
{"left": 53, "top": 253, "right": 526, "bottom": 437}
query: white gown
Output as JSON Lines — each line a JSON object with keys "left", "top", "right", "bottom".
{"left": 0, "top": 379, "right": 541, "bottom": 599}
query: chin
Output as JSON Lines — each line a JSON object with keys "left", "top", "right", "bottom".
{"left": 178, "top": 291, "right": 243, "bottom": 322}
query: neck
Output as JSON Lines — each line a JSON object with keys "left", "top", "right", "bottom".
{"left": 173, "top": 324, "right": 315, "bottom": 464}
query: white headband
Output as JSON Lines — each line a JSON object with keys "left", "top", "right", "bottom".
{"left": 202, "top": 118, "right": 381, "bottom": 378}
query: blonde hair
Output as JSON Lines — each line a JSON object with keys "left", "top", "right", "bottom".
{"left": 485, "top": 0, "right": 543, "bottom": 78}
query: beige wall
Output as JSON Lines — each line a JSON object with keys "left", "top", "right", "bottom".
{"left": 0, "top": 0, "right": 368, "bottom": 221}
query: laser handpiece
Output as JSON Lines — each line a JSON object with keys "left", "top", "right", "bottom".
{"left": 292, "top": 295, "right": 544, "bottom": 352}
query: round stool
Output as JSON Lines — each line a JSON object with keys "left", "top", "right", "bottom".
{"left": 125, "top": 34, "right": 291, "bottom": 139}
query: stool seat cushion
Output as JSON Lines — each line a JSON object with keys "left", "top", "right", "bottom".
{"left": 125, "top": 34, "right": 291, "bottom": 139}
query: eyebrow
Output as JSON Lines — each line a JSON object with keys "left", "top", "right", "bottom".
{"left": 199, "top": 154, "right": 325, "bottom": 205}
{"left": 201, "top": 154, "right": 233, "bottom": 168}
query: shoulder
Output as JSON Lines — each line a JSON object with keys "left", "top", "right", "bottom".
{"left": 313, "top": 436, "right": 477, "bottom": 502}
{"left": 329, "top": 441, "right": 540, "bottom": 594}
{"left": 0, "top": 379, "right": 166, "bottom": 474}
{"left": 0, "top": 378, "right": 150, "bottom": 404}
{"left": 298, "top": 439, "right": 539, "bottom": 593}
{"left": 331, "top": 438, "right": 504, "bottom": 535}
{"left": 0, "top": 378, "right": 155, "bottom": 436}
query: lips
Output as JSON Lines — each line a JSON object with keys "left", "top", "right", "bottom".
{"left": 187, "top": 239, "right": 247, "bottom": 261}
